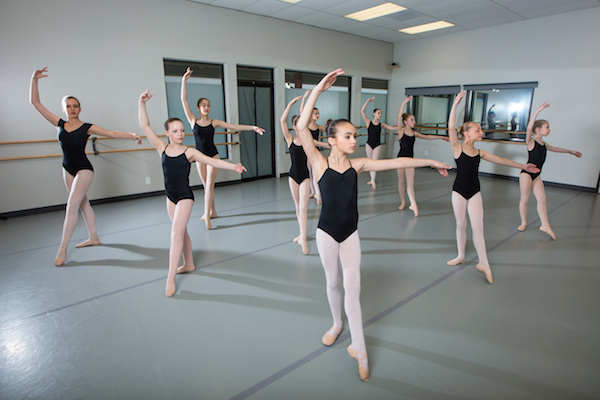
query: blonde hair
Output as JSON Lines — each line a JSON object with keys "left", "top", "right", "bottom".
{"left": 533, "top": 119, "right": 549, "bottom": 133}
{"left": 458, "top": 121, "right": 480, "bottom": 136}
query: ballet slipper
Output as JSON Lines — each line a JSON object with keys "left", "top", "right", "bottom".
{"left": 321, "top": 326, "right": 342, "bottom": 346}
{"left": 447, "top": 256, "right": 466, "bottom": 266}
{"left": 409, "top": 204, "right": 419, "bottom": 217}
{"left": 347, "top": 345, "right": 369, "bottom": 382}
{"left": 517, "top": 224, "right": 527, "bottom": 232}
{"left": 54, "top": 248, "right": 67, "bottom": 266}
{"left": 177, "top": 264, "right": 196, "bottom": 274}
{"left": 476, "top": 264, "right": 494, "bottom": 284}
{"left": 165, "top": 279, "right": 176, "bottom": 297}
{"left": 539, "top": 226, "right": 556, "bottom": 240}
{"left": 75, "top": 238, "right": 100, "bottom": 248}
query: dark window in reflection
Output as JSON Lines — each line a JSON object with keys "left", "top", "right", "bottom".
{"left": 406, "top": 85, "right": 461, "bottom": 136}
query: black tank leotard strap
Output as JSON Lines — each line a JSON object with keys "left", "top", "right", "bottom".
{"left": 521, "top": 140, "right": 546, "bottom": 180}
{"left": 162, "top": 146, "right": 194, "bottom": 204}
{"left": 288, "top": 142, "right": 309, "bottom": 185}
{"left": 452, "top": 150, "right": 481, "bottom": 200}
{"left": 397, "top": 133, "right": 415, "bottom": 158}
{"left": 366, "top": 122, "right": 381, "bottom": 149}
{"left": 193, "top": 121, "right": 219, "bottom": 158}
{"left": 317, "top": 159, "right": 358, "bottom": 243}
{"left": 57, "top": 119, "right": 94, "bottom": 176}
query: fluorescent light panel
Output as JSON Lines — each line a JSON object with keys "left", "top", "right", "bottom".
{"left": 345, "top": 2, "right": 406, "bottom": 21}
{"left": 400, "top": 21, "right": 454, "bottom": 34}
{"left": 280, "top": 0, "right": 301, "bottom": 3}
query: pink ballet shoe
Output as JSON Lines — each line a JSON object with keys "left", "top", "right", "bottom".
{"left": 321, "top": 326, "right": 342, "bottom": 346}
{"left": 347, "top": 345, "right": 369, "bottom": 382}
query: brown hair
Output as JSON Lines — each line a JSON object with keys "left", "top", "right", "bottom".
{"left": 164, "top": 117, "right": 183, "bottom": 131}
{"left": 458, "top": 121, "right": 480, "bottom": 136}
{"left": 402, "top": 113, "right": 414, "bottom": 124}
{"left": 196, "top": 97, "right": 209, "bottom": 108}
{"left": 533, "top": 119, "right": 549, "bottom": 132}
{"left": 61, "top": 95, "right": 80, "bottom": 110}
{"left": 326, "top": 119, "right": 352, "bottom": 138}
{"left": 291, "top": 115, "right": 299, "bottom": 127}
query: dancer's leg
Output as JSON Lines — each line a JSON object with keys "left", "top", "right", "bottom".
{"left": 532, "top": 178, "right": 555, "bottom": 239}
{"left": 447, "top": 191, "right": 467, "bottom": 266}
{"left": 289, "top": 178, "right": 310, "bottom": 254}
{"left": 316, "top": 229, "right": 343, "bottom": 342}
{"left": 518, "top": 173, "right": 532, "bottom": 231}
{"left": 165, "top": 198, "right": 194, "bottom": 297}
{"left": 405, "top": 167, "right": 418, "bottom": 216}
{"left": 365, "top": 144, "right": 379, "bottom": 189}
{"left": 310, "top": 162, "right": 321, "bottom": 204}
{"left": 467, "top": 193, "right": 493, "bottom": 284}
{"left": 201, "top": 156, "right": 220, "bottom": 229}
{"left": 307, "top": 161, "right": 315, "bottom": 198}
{"left": 397, "top": 168, "right": 406, "bottom": 209}
{"left": 55, "top": 169, "right": 95, "bottom": 266}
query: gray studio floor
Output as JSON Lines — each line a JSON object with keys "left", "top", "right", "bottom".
{"left": 1, "top": 168, "right": 599, "bottom": 400}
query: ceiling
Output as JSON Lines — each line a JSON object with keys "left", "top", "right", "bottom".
{"left": 187, "top": 0, "right": 600, "bottom": 43}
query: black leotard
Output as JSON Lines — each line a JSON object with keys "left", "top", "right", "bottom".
{"left": 162, "top": 146, "right": 194, "bottom": 204}
{"left": 397, "top": 133, "right": 415, "bottom": 158}
{"left": 57, "top": 119, "right": 93, "bottom": 176}
{"left": 366, "top": 122, "right": 381, "bottom": 149}
{"left": 317, "top": 159, "right": 358, "bottom": 243}
{"left": 521, "top": 140, "right": 546, "bottom": 180}
{"left": 310, "top": 128, "right": 320, "bottom": 141}
{"left": 289, "top": 142, "right": 309, "bottom": 184}
{"left": 193, "top": 122, "right": 219, "bottom": 158}
{"left": 452, "top": 150, "right": 480, "bottom": 200}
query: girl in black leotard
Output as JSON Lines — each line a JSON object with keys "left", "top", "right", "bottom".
{"left": 395, "top": 96, "right": 449, "bottom": 216}
{"left": 29, "top": 67, "right": 142, "bottom": 266}
{"left": 139, "top": 90, "right": 246, "bottom": 297}
{"left": 181, "top": 67, "right": 264, "bottom": 230}
{"left": 298, "top": 69, "right": 450, "bottom": 382}
{"left": 280, "top": 96, "right": 330, "bottom": 255}
{"left": 517, "top": 102, "right": 582, "bottom": 239}
{"left": 360, "top": 96, "right": 397, "bottom": 190}
{"left": 447, "top": 91, "right": 539, "bottom": 284}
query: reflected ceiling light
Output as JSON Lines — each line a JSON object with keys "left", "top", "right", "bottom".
{"left": 400, "top": 21, "right": 454, "bottom": 34}
{"left": 345, "top": 2, "right": 406, "bottom": 22}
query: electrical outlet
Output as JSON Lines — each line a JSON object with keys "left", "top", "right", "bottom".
{"left": 145, "top": 176, "right": 151, "bottom": 185}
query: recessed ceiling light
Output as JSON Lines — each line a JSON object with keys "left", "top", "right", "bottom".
{"left": 345, "top": 2, "right": 406, "bottom": 22}
{"left": 399, "top": 21, "right": 454, "bottom": 34}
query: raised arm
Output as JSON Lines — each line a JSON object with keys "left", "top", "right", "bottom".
{"left": 360, "top": 96, "right": 374, "bottom": 126}
{"left": 180, "top": 67, "right": 197, "bottom": 127}
{"left": 138, "top": 90, "right": 166, "bottom": 154}
{"left": 480, "top": 150, "right": 540, "bottom": 174}
{"left": 29, "top": 67, "right": 60, "bottom": 126}
{"left": 526, "top": 102, "right": 549, "bottom": 146}
{"left": 299, "top": 89, "right": 310, "bottom": 114}
{"left": 397, "top": 96, "right": 412, "bottom": 128}
{"left": 297, "top": 69, "right": 345, "bottom": 177}
{"left": 280, "top": 96, "right": 302, "bottom": 146}
{"left": 448, "top": 90, "right": 466, "bottom": 153}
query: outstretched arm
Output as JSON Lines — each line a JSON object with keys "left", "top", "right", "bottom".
{"left": 212, "top": 120, "right": 265, "bottom": 135}
{"left": 526, "top": 102, "right": 549, "bottom": 146}
{"left": 354, "top": 156, "right": 450, "bottom": 176}
{"left": 381, "top": 122, "right": 397, "bottom": 131}
{"left": 360, "top": 96, "right": 374, "bottom": 126}
{"left": 415, "top": 131, "right": 450, "bottom": 142}
{"left": 180, "top": 67, "right": 197, "bottom": 127}
{"left": 88, "top": 125, "right": 141, "bottom": 144}
{"left": 187, "top": 148, "right": 246, "bottom": 174}
{"left": 448, "top": 90, "right": 466, "bottom": 154}
{"left": 29, "top": 67, "right": 60, "bottom": 126}
{"left": 297, "top": 69, "right": 345, "bottom": 178}
{"left": 138, "top": 90, "right": 166, "bottom": 154}
{"left": 546, "top": 143, "right": 582, "bottom": 157}
{"left": 480, "top": 150, "right": 540, "bottom": 173}
{"left": 280, "top": 96, "right": 301, "bottom": 146}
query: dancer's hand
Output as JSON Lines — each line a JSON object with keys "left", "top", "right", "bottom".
{"left": 234, "top": 163, "right": 247, "bottom": 174}
{"left": 524, "top": 163, "right": 540, "bottom": 174}
{"left": 182, "top": 67, "right": 193, "bottom": 80}
{"left": 315, "top": 69, "right": 345, "bottom": 93}
{"left": 32, "top": 67, "right": 48, "bottom": 80}
{"left": 254, "top": 126, "right": 265, "bottom": 135}
{"left": 431, "top": 161, "right": 451, "bottom": 177}
{"left": 140, "top": 90, "right": 152, "bottom": 103}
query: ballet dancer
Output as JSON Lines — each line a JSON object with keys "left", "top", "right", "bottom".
{"left": 447, "top": 90, "right": 539, "bottom": 284}
{"left": 517, "top": 102, "right": 582, "bottom": 239}
{"left": 139, "top": 90, "right": 246, "bottom": 297}
{"left": 396, "top": 95, "right": 449, "bottom": 216}
{"left": 181, "top": 67, "right": 264, "bottom": 229}
{"left": 29, "top": 67, "right": 142, "bottom": 266}
{"left": 360, "top": 96, "right": 397, "bottom": 190}
{"left": 280, "top": 96, "right": 330, "bottom": 255}
{"left": 298, "top": 69, "right": 450, "bottom": 382}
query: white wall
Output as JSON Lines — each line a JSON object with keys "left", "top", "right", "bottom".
{"left": 387, "top": 7, "right": 600, "bottom": 191}
{"left": 0, "top": 0, "right": 394, "bottom": 214}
